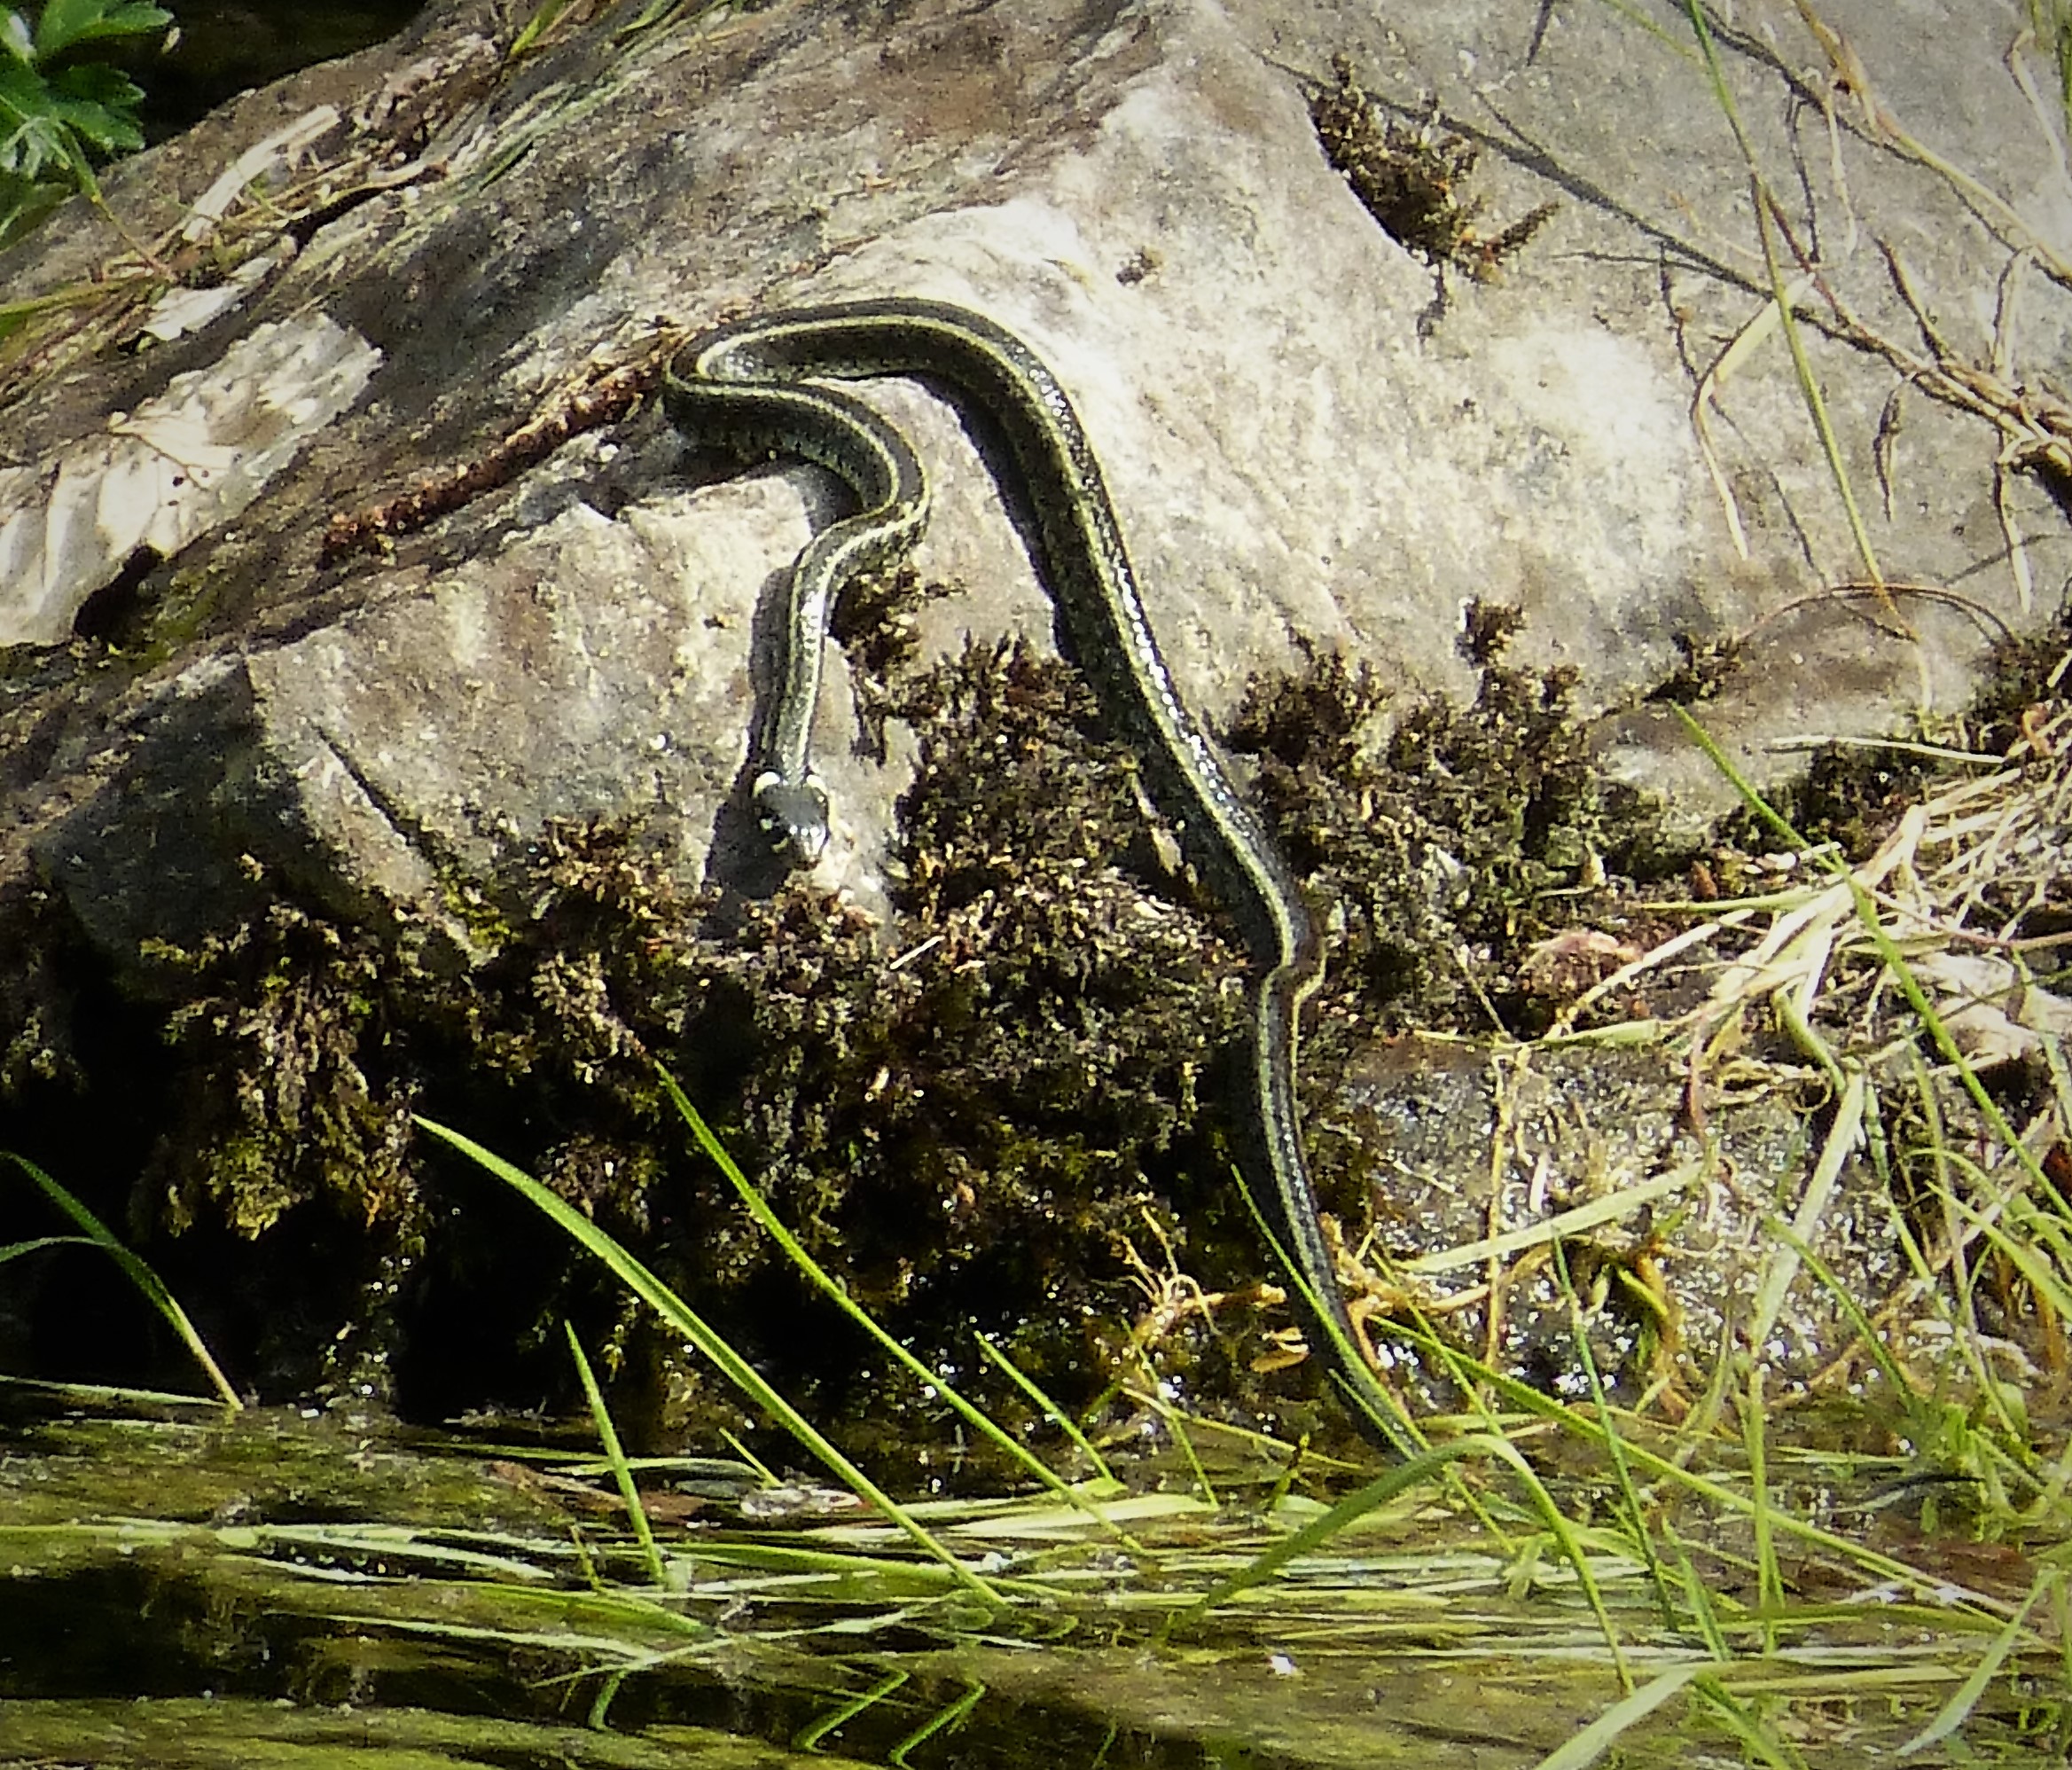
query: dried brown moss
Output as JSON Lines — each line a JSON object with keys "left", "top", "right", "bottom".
{"left": 1310, "top": 53, "right": 1556, "bottom": 286}
{"left": 1231, "top": 615, "right": 1616, "bottom": 1040}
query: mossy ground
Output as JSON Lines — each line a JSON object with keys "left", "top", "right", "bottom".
{"left": 4, "top": 577, "right": 2068, "bottom": 1462}
{"left": 0, "top": 572, "right": 1625, "bottom": 1445}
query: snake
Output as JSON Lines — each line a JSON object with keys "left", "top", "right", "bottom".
{"left": 663, "top": 299, "right": 1410, "bottom": 1453}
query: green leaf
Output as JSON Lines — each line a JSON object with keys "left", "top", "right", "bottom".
{"left": 0, "top": 56, "right": 82, "bottom": 181}
{"left": 48, "top": 59, "right": 142, "bottom": 153}
{"left": 34, "top": 0, "right": 171, "bottom": 60}
{"left": 2, "top": 1151, "right": 242, "bottom": 1409}
{"left": 1, "top": 12, "right": 34, "bottom": 67}
{"left": 0, "top": 171, "right": 67, "bottom": 253}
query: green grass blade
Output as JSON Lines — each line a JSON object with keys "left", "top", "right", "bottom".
{"left": 2, "top": 1151, "right": 240, "bottom": 1408}
{"left": 564, "top": 1321, "right": 665, "bottom": 1587}
{"left": 1233, "top": 1164, "right": 1424, "bottom": 1459}
{"left": 657, "top": 1069, "right": 1138, "bottom": 1541}
{"left": 1761, "top": 1216, "right": 1918, "bottom": 1412}
{"left": 1533, "top": 1662, "right": 1706, "bottom": 1770}
{"left": 1, "top": 1233, "right": 97, "bottom": 1262}
{"left": 412, "top": 1114, "right": 1003, "bottom": 1606}
{"left": 794, "top": 1669, "right": 907, "bottom": 1753}
{"left": 1748, "top": 1068, "right": 1865, "bottom": 1348}
{"left": 1683, "top": 0, "right": 1882, "bottom": 587}
{"left": 507, "top": 0, "right": 579, "bottom": 59}
{"left": 1691, "top": 1673, "right": 1811, "bottom": 1770}
{"left": 1161, "top": 1393, "right": 1216, "bottom": 1507}
{"left": 1899, "top": 1566, "right": 2060, "bottom": 1754}
{"left": 0, "top": 1372, "right": 234, "bottom": 1407}
{"left": 970, "top": 1332, "right": 1114, "bottom": 1483}
{"left": 1586, "top": 0, "right": 1700, "bottom": 58}
{"left": 1663, "top": 1526, "right": 1734, "bottom": 1659}
{"left": 1552, "top": 1242, "right": 1675, "bottom": 1627}
{"left": 1744, "top": 1365, "right": 1781, "bottom": 1654}
{"left": 888, "top": 1679, "right": 985, "bottom": 1769}
{"left": 1670, "top": 708, "right": 2055, "bottom": 1204}
{"left": 1377, "top": 1312, "right": 2018, "bottom": 1616}
{"left": 1189, "top": 1429, "right": 1626, "bottom": 1688}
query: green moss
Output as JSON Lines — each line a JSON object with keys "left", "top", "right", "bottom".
{"left": 0, "top": 599, "right": 1693, "bottom": 1444}
{"left": 1231, "top": 611, "right": 1623, "bottom": 1039}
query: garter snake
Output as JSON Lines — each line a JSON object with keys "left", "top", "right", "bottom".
{"left": 664, "top": 299, "right": 1409, "bottom": 1453}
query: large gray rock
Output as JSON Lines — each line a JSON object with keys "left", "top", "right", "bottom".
{"left": 4, "top": 0, "right": 2062, "bottom": 975}
{"left": 0, "top": 0, "right": 2061, "bottom": 1421}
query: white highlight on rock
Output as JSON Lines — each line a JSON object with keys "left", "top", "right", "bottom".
{"left": 0, "top": 316, "right": 381, "bottom": 646}
{"left": 180, "top": 106, "right": 340, "bottom": 245}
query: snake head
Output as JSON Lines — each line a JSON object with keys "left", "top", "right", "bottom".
{"left": 751, "top": 771, "right": 831, "bottom": 869}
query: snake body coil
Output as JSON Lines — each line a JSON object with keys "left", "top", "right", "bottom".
{"left": 665, "top": 300, "right": 1405, "bottom": 1451}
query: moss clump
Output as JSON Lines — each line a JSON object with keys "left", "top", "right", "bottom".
{"left": 1231, "top": 613, "right": 1620, "bottom": 1040}
{"left": 1310, "top": 53, "right": 1556, "bottom": 286}
{"left": 0, "top": 630, "right": 1265, "bottom": 1440}
{"left": 0, "top": 595, "right": 1688, "bottom": 1445}
{"left": 146, "top": 906, "right": 416, "bottom": 1240}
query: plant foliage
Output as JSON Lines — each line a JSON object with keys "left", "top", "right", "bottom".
{"left": 0, "top": 0, "right": 170, "bottom": 247}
